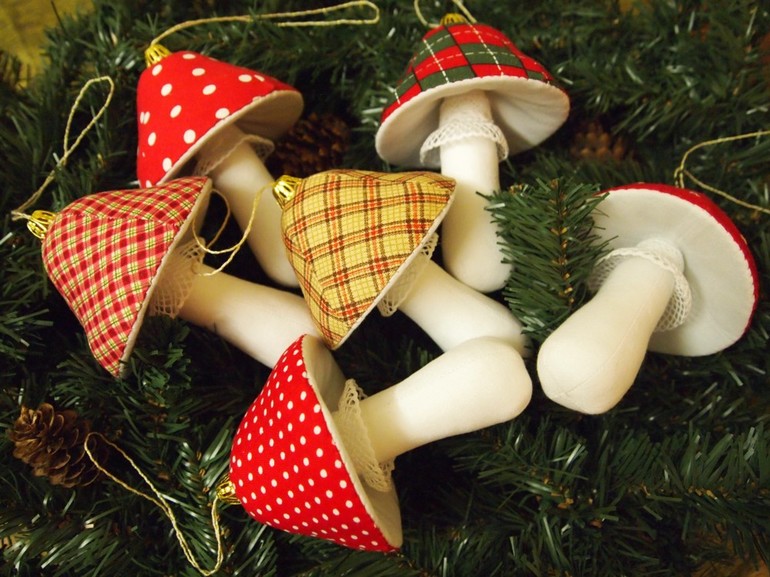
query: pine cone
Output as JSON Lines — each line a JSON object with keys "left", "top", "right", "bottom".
{"left": 570, "top": 120, "right": 629, "bottom": 162}
{"left": 8, "top": 403, "right": 104, "bottom": 488}
{"left": 268, "top": 112, "right": 351, "bottom": 178}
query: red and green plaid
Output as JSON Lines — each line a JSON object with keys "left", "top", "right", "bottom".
{"left": 381, "top": 22, "right": 556, "bottom": 123}
{"left": 41, "top": 177, "right": 210, "bottom": 377}
{"left": 281, "top": 170, "right": 454, "bottom": 349}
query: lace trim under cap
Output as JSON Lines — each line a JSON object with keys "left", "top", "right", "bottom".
{"left": 149, "top": 239, "right": 205, "bottom": 319}
{"left": 588, "top": 238, "right": 692, "bottom": 332}
{"left": 377, "top": 233, "right": 438, "bottom": 317}
{"left": 332, "top": 379, "right": 395, "bottom": 492}
{"left": 420, "top": 91, "right": 509, "bottom": 166}
{"left": 194, "top": 128, "right": 275, "bottom": 177}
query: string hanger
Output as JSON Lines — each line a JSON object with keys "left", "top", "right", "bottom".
{"left": 85, "top": 433, "right": 237, "bottom": 576}
{"left": 413, "top": 0, "right": 476, "bottom": 28}
{"left": 674, "top": 130, "right": 770, "bottom": 216}
{"left": 148, "top": 0, "right": 380, "bottom": 49}
{"left": 9, "top": 76, "right": 115, "bottom": 234}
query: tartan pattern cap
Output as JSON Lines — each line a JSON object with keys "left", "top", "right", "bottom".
{"left": 280, "top": 169, "right": 455, "bottom": 349}
{"left": 376, "top": 21, "right": 570, "bottom": 167}
{"left": 41, "top": 176, "right": 212, "bottom": 377}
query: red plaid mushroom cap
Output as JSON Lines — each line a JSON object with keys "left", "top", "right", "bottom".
{"left": 230, "top": 334, "right": 402, "bottom": 552}
{"left": 375, "top": 20, "right": 569, "bottom": 167}
{"left": 41, "top": 177, "right": 213, "bottom": 377}
{"left": 136, "top": 48, "right": 303, "bottom": 187}
{"left": 592, "top": 183, "right": 759, "bottom": 356}
{"left": 277, "top": 169, "right": 455, "bottom": 349}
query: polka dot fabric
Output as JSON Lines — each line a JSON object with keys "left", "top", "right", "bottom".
{"left": 229, "top": 335, "right": 399, "bottom": 552}
{"left": 136, "top": 50, "right": 302, "bottom": 187}
{"left": 40, "top": 177, "right": 212, "bottom": 377}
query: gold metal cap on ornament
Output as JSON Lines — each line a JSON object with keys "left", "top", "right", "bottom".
{"left": 440, "top": 13, "right": 468, "bottom": 26}
{"left": 26, "top": 210, "right": 57, "bottom": 240}
{"left": 144, "top": 43, "right": 172, "bottom": 67}
{"left": 272, "top": 175, "right": 302, "bottom": 207}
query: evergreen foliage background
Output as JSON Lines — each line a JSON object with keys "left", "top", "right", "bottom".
{"left": 0, "top": 0, "right": 769, "bottom": 575}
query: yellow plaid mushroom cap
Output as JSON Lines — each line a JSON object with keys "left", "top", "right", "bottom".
{"left": 279, "top": 169, "right": 455, "bottom": 349}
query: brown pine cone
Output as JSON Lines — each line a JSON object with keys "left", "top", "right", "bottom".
{"left": 268, "top": 112, "right": 351, "bottom": 178}
{"left": 570, "top": 120, "right": 629, "bottom": 162}
{"left": 8, "top": 403, "right": 104, "bottom": 488}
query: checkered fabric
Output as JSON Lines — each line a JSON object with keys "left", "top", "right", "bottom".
{"left": 280, "top": 169, "right": 454, "bottom": 349}
{"left": 41, "top": 177, "right": 211, "bottom": 377}
{"left": 381, "top": 22, "right": 556, "bottom": 124}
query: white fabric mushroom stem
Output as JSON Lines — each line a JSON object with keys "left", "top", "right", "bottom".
{"left": 196, "top": 124, "right": 299, "bottom": 287}
{"left": 178, "top": 264, "right": 318, "bottom": 368}
{"left": 429, "top": 90, "right": 511, "bottom": 292}
{"left": 336, "top": 336, "right": 532, "bottom": 467}
{"left": 537, "top": 239, "right": 686, "bottom": 414}
{"left": 395, "top": 257, "right": 528, "bottom": 356}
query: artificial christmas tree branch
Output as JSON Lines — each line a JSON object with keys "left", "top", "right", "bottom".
{"left": 1, "top": 0, "right": 769, "bottom": 575}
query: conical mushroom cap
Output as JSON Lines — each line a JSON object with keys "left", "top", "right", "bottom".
{"left": 376, "top": 19, "right": 569, "bottom": 167}
{"left": 41, "top": 177, "right": 212, "bottom": 377}
{"left": 230, "top": 334, "right": 402, "bottom": 551}
{"left": 278, "top": 169, "right": 455, "bottom": 349}
{"left": 136, "top": 49, "right": 303, "bottom": 187}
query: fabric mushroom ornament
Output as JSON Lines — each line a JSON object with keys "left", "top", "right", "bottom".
{"left": 273, "top": 169, "right": 529, "bottom": 356}
{"left": 228, "top": 332, "right": 531, "bottom": 551}
{"left": 136, "top": 45, "right": 304, "bottom": 287}
{"left": 35, "top": 176, "right": 318, "bottom": 378}
{"left": 375, "top": 14, "right": 569, "bottom": 293}
{"left": 536, "top": 183, "right": 760, "bottom": 414}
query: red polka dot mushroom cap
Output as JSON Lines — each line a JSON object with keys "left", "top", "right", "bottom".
{"left": 375, "top": 16, "right": 569, "bottom": 168}
{"left": 39, "top": 177, "right": 213, "bottom": 377}
{"left": 136, "top": 46, "right": 303, "bottom": 187}
{"left": 229, "top": 334, "right": 402, "bottom": 552}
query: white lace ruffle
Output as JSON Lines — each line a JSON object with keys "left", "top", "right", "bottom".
{"left": 149, "top": 239, "right": 205, "bottom": 319}
{"left": 333, "top": 379, "right": 395, "bottom": 492}
{"left": 377, "top": 233, "right": 438, "bottom": 317}
{"left": 420, "top": 91, "right": 509, "bottom": 166}
{"left": 588, "top": 239, "right": 691, "bottom": 332}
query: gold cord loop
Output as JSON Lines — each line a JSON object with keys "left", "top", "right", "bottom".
{"left": 9, "top": 76, "right": 115, "bottom": 227}
{"left": 674, "top": 130, "right": 770, "bottom": 216}
{"left": 149, "top": 0, "right": 380, "bottom": 49}
{"left": 84, "top": 432, "right": 228, "bottom": 576}
{"left": 190, "top": 186, "right": 264, "bottom": 277}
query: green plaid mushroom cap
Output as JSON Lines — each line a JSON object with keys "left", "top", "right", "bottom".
{"left": 376, "top": 19, "right": 569, "bottom": 167}
{"left": 40, "top": 177, "right": 212, "bottom": 378}
{"left": 278, "top": 169, "right": 455, "bottom": 349}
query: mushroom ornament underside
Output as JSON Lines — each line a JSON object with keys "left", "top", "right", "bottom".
{"left": 536, "top": 183, "right": 759, "bottom": 414}
{"left": 136, "top": 46, "right": 304, "bottom": 287}
{"left": 40, "top": 176, "right": 317, "bottom": 378}
{"left": 229, "top": 333, "right": 532, "bottom": 552}
{"left": 375, "top": 16, "right": 570, "bottom": 293}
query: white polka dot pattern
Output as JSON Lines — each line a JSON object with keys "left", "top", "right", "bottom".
{"left": 229, "top": 335, "right": 395, "bottom": 552}
{"left": 136, "top": 50, "right": 300, "bottom": 187}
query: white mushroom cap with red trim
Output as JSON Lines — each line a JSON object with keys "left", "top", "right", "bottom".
{"left": 136, "top": 48, "right": 303, "bottom": 187}
{"left": 229, "top": 334, "right": 402, "bottom": 552}
{"left": 593, "top": 183, "right": 759, "bottom": 356}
